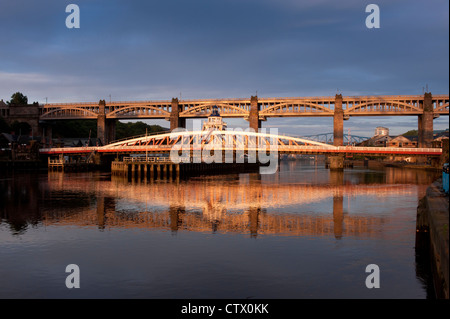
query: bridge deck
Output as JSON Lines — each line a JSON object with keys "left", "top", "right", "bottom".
{"left": 40, "top": 145, "right": 442, "bottom": 156}
{"left": 39, "top": 130, "right": 443, "bottom": 158}
{"left": 37, "top": 94, "right": 449, "bottom": 120}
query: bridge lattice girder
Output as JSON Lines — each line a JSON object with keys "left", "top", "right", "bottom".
{"left": 105, "top": 130, "right": 334, "bottom": 149}
{"left": 38, "top": 95, "right": 449, "bottom": 120}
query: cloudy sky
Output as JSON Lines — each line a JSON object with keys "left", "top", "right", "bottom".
{"left": 0, "top": 0, "right": 448, "bottom": 137}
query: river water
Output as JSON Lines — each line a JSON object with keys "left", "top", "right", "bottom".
{"left": 0, "top": 161, "right": 440, "bottom": 299}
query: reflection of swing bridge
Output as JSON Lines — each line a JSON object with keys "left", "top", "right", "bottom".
{"left": 42, "top": 203, "right": 386, "bottom": 238}
{"left": 46, "top": 175, "right": 415, "bottom": 208}
{"left": 42, "top": 177, "right": 420, "bottom": 238}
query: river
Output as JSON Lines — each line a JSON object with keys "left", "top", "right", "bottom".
{"left": 0, "top": 161, "right": 440, "bottom": 299}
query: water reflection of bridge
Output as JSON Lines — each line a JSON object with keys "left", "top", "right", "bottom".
{"left": 45, "top": 172, "right": 415, "bottom": 208}
{"left": 40, "top": 172, "right": 422, "bottom": 239}
{"left": 43, "top": 200, "right": 385, "bottom": 239}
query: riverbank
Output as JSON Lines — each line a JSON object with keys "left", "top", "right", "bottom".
{"left": 416, "top": 178, "right": 449, "bottom": 299}
{"left": 349, "top": 159, "right": 442, "bottom": 170}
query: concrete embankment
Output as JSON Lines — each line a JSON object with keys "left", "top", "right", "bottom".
{"left": 416, "top": 178, "right": 449, "bottom": 299}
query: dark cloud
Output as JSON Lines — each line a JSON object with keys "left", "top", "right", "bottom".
{"left": 0, "top": 0, "right": 448, "bottom": 135}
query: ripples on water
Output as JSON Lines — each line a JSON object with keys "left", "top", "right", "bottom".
{"left": 0, "top": 161, "right": 439, "bottom": 298}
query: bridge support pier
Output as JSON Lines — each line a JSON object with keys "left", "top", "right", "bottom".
{"left": 333, "top": 94, "right": 344, "bottom": 147}
{"left": 248, "top": 95, "right": 261, "bottom": 132}
{"left": 39, "top": 124, "right": 53, "bottom": 147}
{"left": 107, "top": 119, "right": 116, "bottom": 143}
{"left": 418, "top": 92, "right": 434, "bottom": 148}
{"left": 170, "top": 98, "right": 186, "bottom": 131}
{"left": 97, "top": 117, "right": 116, "bottom": 145}
{"left": 97, "top": 100, "right": 116, "bottom": 145}
{"left": 329, "top": 95, "right": 346, "bottom": 170}
{"left": 328, "top": 155, "right": 344, "bottom": 170}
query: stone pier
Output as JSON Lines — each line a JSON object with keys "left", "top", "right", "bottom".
{"left": 248, "top": 95, "right": 261, "bottom": 132}
{"left": 97, "top": 100, "right": 116, "bottom": 145}
{"left": 333, "top": 94, "right": 344, "bottom": 147}
{"left": 418, "top": 92, "right": 435, "bottom": 148}
{"left": 328, "top": 94, "right": 345, "bottom": 170}
{"left": 170, "top": 98, "right": 186, "bottom": 131}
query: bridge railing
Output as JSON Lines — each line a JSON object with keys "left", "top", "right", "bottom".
{"left": 39, "top": 94, "right": 448, "bottom": 108}
{"left": 42, "top": 102, "right": 100, "bottom": 106}
{"left": 122, "top": 156, "right": 172, "bottom": 163}
{"left": 39, "top": 146, "right": 99, "bottom": 154}
{"left": 333, "top": 146, "right": 441, "bottom": 152}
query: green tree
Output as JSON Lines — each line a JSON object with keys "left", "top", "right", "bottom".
{"left": 50, "top": 120, "right": 168, "bottom": 140}
{"left": 115, "top": 121, "right": 168, "bottom": 140}
{"left": 7, "top": 92, "right": 28, "bottom": 105}
{"left": 52, "top": 120, "right": 97, "bottom": 138}
{"left": 402, "top": 130, "right": 418, "bottom": 136}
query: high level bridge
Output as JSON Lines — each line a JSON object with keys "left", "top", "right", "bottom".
{"left": 2, "top": 93, "right": 448, "bottom": 147}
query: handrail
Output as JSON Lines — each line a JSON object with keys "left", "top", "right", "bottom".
{"left": 40, "top": 94, "right": 449, "bottom": 107}
{"left": 122, "top": 156, "right": 172, "bottom": 163}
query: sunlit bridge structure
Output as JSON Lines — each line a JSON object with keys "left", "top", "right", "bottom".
{"left": 40, "top": 129, "right": 443, "bottom": 157}
{"left": 300, "top": 132, "right": 370, "bottom": 145}
{"left": 39, "top": 93, "right": 448, "bottom": 146}
{"left": 2, "top": 92, "right": 447, "bottom": 148}
{"left": 33, "top": 92, "right": 448, "bottom": 170}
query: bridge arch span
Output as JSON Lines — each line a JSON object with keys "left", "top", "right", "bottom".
{"left": 260, "top": 101, "right": 334, "bottom": 116}
{"left": 435, "top": 101, "right": 449, "bottom": 113}
{"left": 108, "top": 105, "right": 170, "bottom": 118}
{"left": 180, "top": 103, "right": 249, "bottom": 117}
{"left": 345, "top": 100, "right": 422, "bottom": 114}
{"left": 40, "top": 107, "right": 98, "bottom": 119}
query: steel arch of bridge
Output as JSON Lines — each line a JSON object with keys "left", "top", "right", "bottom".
{"left": 179, "top": 102, "right": 249, "bottom": 118}
{"left": 107, "top": 104, "right": 171, "bottom": 119}
{"left": 104, "top": 129, "right": 334, "bottom": 150}
{"left": 40, "top": 105, "right": 99, "bottom": 119}
{"left": 300, "top": 133, "right": 370, "bottom": 145}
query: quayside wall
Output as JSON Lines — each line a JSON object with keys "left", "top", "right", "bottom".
{"left": 416, "top": 178, "right": 449, "bottom": 299}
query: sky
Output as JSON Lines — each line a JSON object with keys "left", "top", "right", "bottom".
{"left": 0, "top": 0, "right": 448, "bottom": 137}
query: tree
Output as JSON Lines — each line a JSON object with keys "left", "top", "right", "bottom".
{"left": 50, "top": 120, "right": 168, "bottom": 140}
{"left": 115, "top": 121, "right": 168, "bottom": 140}
{"left": 402, "top": 130, "right": 418, "bottom": 136}
{"left": 7, "top": 92, "right": 28, "bottom": 106}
